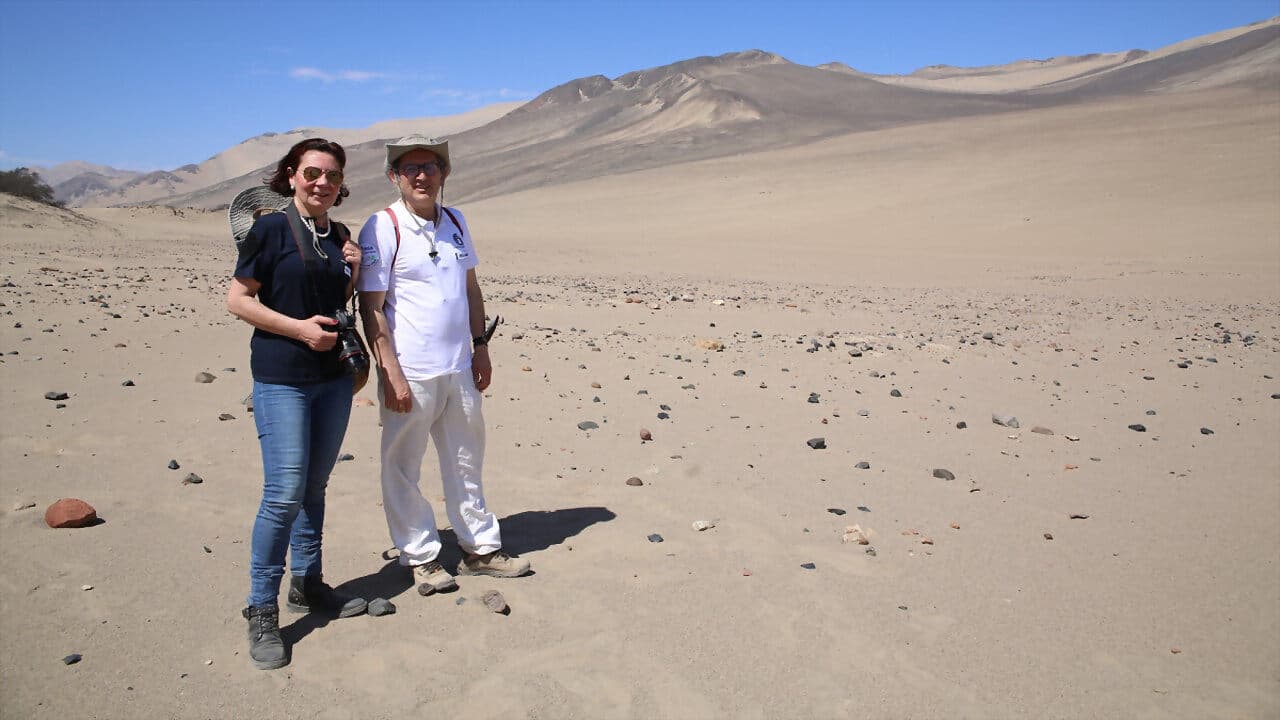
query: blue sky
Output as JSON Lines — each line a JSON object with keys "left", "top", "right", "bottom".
{"left": 0, "top": 0, "right": 1275, "bottom": 172}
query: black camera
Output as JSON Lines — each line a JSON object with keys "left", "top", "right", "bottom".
{"left": 330, "top": 309, "right": 369, "bottom": 378}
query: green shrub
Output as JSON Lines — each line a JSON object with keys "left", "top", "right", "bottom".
{"left": 0, "top": 168, "right": 61, "bottom": 206}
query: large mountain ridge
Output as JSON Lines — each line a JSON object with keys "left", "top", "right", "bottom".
{"left": 50, "top": 17, "right": 1280, "bottom": 214}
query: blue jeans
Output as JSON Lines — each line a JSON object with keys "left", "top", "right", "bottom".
{"left": 247, "top": 376, "right": 353, "bottom": 607}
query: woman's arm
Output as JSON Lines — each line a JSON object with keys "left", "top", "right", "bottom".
{"left": 226, "top": 277, "right": 338, "bottom": 351}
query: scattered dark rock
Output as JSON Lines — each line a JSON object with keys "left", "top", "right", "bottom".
{"left": 807, "top": 393, "right": 820, "bottom": 404}
{"left": 889, "top": 389, "right": 902, "bottom": 398}
{"left": 1128, "top": 424, "right": 1146, "bottom": 432}
{"left": 1200, "top": 427, "right": 1214, "bottom": 435}
{"left": 1145, "top": 410, "right": 1157, "bottom": 416}
{"left": 854, "top": 461, "right": 871, "bottom": 470}
{"left": 932, "top": 468, "right": 955, "bottom": 481}
{"left": 62, "top": 654, "right": 82, "bottom": 666}
{"left": 657, "top": 412, "right": 670, "bottom": 420}
{"left": 626, "top": 477, "right": 643, "bottom": 486}
{"left": 1044, "top": 533, "right": 1054, "bottom": 540}
{"left": 44, "top": 391, "right": 68, "bottom": 401}
{"left": 168, "top": 459, "right": 180, "bottom": 470}
{"left": 182, "top": 473, "right": 203, "bottom": 485}
{"left": 865, "top": 547, "right": 877, "bottom": 557}
{"left": 647, "top": 533, "right": 664, "bottom": 543}
{"left": 800, "top": 562, "right": 816, "bottom": 570}
{"left": 368, "top": 598, "right": 396, "bottom": 616}
{"left": 806, "top": 437, "right": 826, "bottom": 450}
{"left": 194, "top": 372, "right": 215, "bottom": 384}
{"left": 121, "top": 380, "right": 135, "bottom": 387}
{"left": 956, "top": 421, "right": 967, "bottom": 429}
{"left": 732, "top": 370, "right": 746, "bottom": 377}
{"left": 481, "top": 590, "right": 509, "bottom": 614}
{"left": 337, "top": 453, "right": 355, "bottom": 462}
{"left": 218, "top": 413, "right": 235, "bottom": 421}
{"left": 827, "top": 508, "right": 846, "bottom": 516}
{"left": 857, "top": 506, "right": 871, "bottom": 512}
{"left": 1069, "top": 513, "right": 1089, "bottom": 520}
{"left": 639, "top": 428, "right": 653, "bottom": 441}
{"left": 577, "top": 421, "right": 599, "bottom": 430}
{"left": 45, "top": 499, "right": 97, "bottom": 529}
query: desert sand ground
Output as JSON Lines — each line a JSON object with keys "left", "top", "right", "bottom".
{"left": 1, "top": 85, "right": 1277, "bottom": 719}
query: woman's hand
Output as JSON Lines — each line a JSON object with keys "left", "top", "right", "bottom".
{"left": 343, "top": 238, "right": 361, "bottom": 267}
{"left": 296, "top": 315, "right": 338, "bottom": 351}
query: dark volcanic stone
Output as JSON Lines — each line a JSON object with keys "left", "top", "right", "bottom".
{"left": 889, "top": 389, "right": 902, "bottom": 398}
{"left": 1128, "top": 424, "right": 1146, "bottom": 432}
{"left": 577, "top": 421, "right": 599, "bottom": 430}
{"left": 855, "top": 461, "right": 871, "bottom": 470}
{"left": 44, "top": 391, "right": 69, "bottom": 401}
{"left": 956, "top": 421, "right": 967, "bottom": 429}
{"left": 932, "top": 468, "right": 956, "bottom": 481}
{"left": 827, "top": 508, "right": 846, "bottom": 516}
{"left": 647, "top": 534, "right": 664, "bottom": 543}
{"left": 806, "top": 437, "right": 826, "bottom": 450}
{"left": 800, "top": 562, "right": 816, "bottom": 570}
{"left": 1200, "top": 427, "right": 1214, "bottom": 435}
{"left": 626, "top": 477, "right": 643, "bottom": 486}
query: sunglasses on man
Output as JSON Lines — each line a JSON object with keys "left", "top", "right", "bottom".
{"left": 398, "top": 162, "right": 442, "bottom": 178}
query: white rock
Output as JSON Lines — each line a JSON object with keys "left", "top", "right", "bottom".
{"left": 691, "top": 520, "right": 715, "bottom": 531}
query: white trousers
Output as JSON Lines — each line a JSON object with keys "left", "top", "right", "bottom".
{"left": 380, "top": 371, "right": 501, "bottom": 565}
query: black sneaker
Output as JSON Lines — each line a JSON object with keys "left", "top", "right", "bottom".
{"left": 242, "top": 604, "right": 287, "bottom": 670}
{"left": 286, "top": 575, "right": 367, "bottom": 618}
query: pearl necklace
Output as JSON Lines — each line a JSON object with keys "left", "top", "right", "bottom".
{"left": 301, "top": 215, "right": 330, "bottom": 259}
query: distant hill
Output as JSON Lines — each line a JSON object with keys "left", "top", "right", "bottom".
{"left": 73, "top": 16, "right": 1280, "bottom": 216}
{"left": 55, "top": 103, "right": 522, "bottom": 208}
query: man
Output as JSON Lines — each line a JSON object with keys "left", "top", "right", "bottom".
{"left": 357, "top": 135, "right": 530, "bottom": 595}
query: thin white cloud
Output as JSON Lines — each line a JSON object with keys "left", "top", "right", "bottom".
{"left": 419, "top": 87, "right": 534, "bottom": 105}
{"left": 290, "top": 67, "right": 386, "bottom": 83}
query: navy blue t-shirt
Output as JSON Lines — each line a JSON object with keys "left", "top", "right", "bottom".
{"left": 234, "top": 212, "right": 352, "bottom": 384}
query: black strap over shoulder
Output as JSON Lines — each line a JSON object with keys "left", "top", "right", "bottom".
{"left": 282, "top": 203, "right": 331, "bottom": 319}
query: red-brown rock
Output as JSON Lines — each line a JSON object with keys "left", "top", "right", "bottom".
{"left": 45, "top": 498, "right": 97, "bottom": 528}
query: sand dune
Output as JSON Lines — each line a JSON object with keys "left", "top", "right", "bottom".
{"left": 1, "top": 17, "right": 1278, "bottom": 720}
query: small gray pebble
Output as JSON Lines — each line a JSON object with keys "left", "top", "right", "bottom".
{"left": 1129, "top": 424, "right": 1146, "bottom": 432}
{"left": 855, "top": 461, "right": 871, "bottom": 470}
{"left": 827, "top": 508, "right": 846, "bottom": 516}
{"left": 800, "top": 562, "right": 816, "bottom": 570}
{"left": 194, "top": 372, "right": 216, "bottom": 384}
{"left": 45, "top": 391, "right": 69, "bottom": 401}
{"left": 806, "top": 437, "right": 826, "bottom": 450}
{"left": 62, "top": 653, "right": 82, "bottom": 665}
{"left": 577, "top": 421, "right": 599, "bottom": 430}
{"left": 121, "top": 380, "right": 135, "bottom": 387}
{"left": 865, "top": 547, "right": 877, "bottom": 557}
{"left": 647, "top": 533, "right": 664, "bottom": 543}
{"left": 1200, "top": 427, "right": 1214, "bottom": 435}
{"left": 889, "top": 389, "right": 902, "bottom": 398}
{"left": 956, "top": 421, "right": 967, "bottom": 429}
{"left": 182, "top": 473, "right": 203, "bottom": 485}
{"left": 168, "top": 460, "right": 180, "bottom": 470}
{"left": 368, "top": 598, "right": 396, "bottom": 616}
{"left": 337, "top": 453, "right": 355, "bottom": 462}
{"left": 932, "top": 468, "right": 956, "bottom": 481}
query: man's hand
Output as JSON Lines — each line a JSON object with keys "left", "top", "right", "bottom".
{"left": 297, "top": 315, "right": 338, "bottom": 351}
{"left": 380, "top": 366, "right": 413, "bottom": 413}
{"left": 472, "top": 345, "right": 492, "bottom": 392}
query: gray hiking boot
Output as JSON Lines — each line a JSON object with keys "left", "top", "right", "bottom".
{"left": 413, "top": 560, "right": 458, "bottom": 594}
{"left": 242, "top": 604, "right": 287, "bottom": 670}
{"left": 458, "top": 550, "right": 531, "bottom": 578}
{"left": 286, "top": 575, "right": 367, "bottom": 618}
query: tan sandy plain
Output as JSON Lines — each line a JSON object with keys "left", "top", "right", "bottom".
{"left": 1, "top": 83, "right": 1278, "bottom": 718}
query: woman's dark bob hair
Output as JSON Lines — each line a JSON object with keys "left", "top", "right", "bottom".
{"left": 266, "top": 138, "right": 349, "bottom": 206}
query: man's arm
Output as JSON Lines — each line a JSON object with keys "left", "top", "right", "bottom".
{"left": 358, "top": 290, "right": 412, "bottom": 412}
{"left": 466, "top": 268, "right": 491, "bottom": 392}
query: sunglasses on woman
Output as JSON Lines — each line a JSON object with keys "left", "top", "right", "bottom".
{"left": 299, "top": 167, "right": 344, "bottom": 184}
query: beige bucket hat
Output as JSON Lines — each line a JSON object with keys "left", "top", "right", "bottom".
{"left": 385, "top": 135, "right": 451, "bottom": 176}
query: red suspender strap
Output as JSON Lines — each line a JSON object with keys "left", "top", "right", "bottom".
{"left": 442, "top": 206, "right": 462, "bottom": 234}
{"left": 382, "top": 207, "right": 400, "bottom": 271}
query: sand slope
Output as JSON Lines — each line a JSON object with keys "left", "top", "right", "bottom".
{"left": 1, "top": 20, "right": 1278, "bottom": 720}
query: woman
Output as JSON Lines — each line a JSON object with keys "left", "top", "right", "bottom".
{"left": 226, "top": 138, "right": 366, "bottom": 670}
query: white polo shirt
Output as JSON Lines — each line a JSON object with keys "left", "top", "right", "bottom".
{"left": 357, "top": 200, "right": 479, "bottom": 382}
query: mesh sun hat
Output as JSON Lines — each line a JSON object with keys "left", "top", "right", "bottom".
{"left": 228, "top": 185, "right": 290, "bottom": 248}
{"left": 385, "top": 135, "right": 451, "bottom": 176}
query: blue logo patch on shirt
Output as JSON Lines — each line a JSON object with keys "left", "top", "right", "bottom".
{"left": 360, "top": 244, "right": 379, "bottom": 268}
{"left": 451, "top": 233, "right": 464, "bottom": 248}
